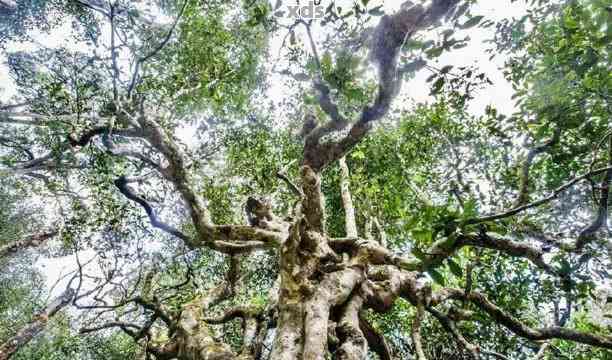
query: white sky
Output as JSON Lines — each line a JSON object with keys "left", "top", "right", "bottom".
{"left": 263, "top": 0, "right": 528, "bottom": 122}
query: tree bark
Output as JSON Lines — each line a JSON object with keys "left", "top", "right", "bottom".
{"left": 0, "top": 230, "right": 58, "bottom": 259}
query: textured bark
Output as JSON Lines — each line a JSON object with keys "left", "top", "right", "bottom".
{"left": 174, "top": 295, "right": 235, "bottom": 360}
{"left": 301, "top": 165, "right": 326, "bottom": 233}
{"left": 67, "top": 1, "right": 612, "bottom": 359}
{"left": 336, "top": 296, "right": 367, "bottom": 360}
{"left": 0, "top": 230, "right": 58, "bottom": 258}
{"left": 122, "top": 115, "right": 286, "bottom": 252}
{"left": 359, "top": 314, "right": 392, "bottom": 360}
{"left": 302, "top": 268, "right": 364, "bottom": 360}
{"left": 411, "top": 302, "right": 427, "bottom": 360}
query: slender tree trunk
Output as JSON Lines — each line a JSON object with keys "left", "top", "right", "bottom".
{"left": 0, "top": 288, "right": 74, "bottom": 360}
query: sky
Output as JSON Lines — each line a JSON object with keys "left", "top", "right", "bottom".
{"left": 263, "top": 0, "right": 530, "bottom": 125}
{"left": 0, "top": 0, "right": 529, "bottom": 112}
{"left": 0, "top": 0, "right": 531, "bottom": 296}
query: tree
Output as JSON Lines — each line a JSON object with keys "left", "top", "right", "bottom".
{"left": 0, "top": 0, "right": 610, "bottom": 359}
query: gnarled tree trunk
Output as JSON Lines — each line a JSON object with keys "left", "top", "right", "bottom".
{"left": 66, "top": 1, "right": 612, "bottom": 359}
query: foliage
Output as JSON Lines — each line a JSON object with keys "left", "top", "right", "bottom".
{"left": 0, "top": 0, "right": 611, "bottom": 359}
{"left": 12, "top": 315, "right": 137, "bottom": 360}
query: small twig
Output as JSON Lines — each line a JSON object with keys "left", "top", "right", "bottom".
{"left": 276, "top": 159, "right": 303, "bottom": 197}
{"left": 467, "top": 165, "right": 612, "bottom": 224}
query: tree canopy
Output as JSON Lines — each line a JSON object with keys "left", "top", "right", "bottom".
{"left": 0, "top": 0, "right": 611, "bottom": 359}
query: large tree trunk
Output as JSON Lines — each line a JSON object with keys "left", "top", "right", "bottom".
{"left": 78, "top": 2, "right": 612, "bottom": 359}
{"left": 267, "top": 166, "right": 414, "bottom": 360}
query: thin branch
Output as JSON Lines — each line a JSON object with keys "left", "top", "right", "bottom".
{"left": 1, "top": 127, "right": 143, "bottom": 178}
{"left": 114, "top": 175, "right": 193, "bottom": 243}
{"left": 276, "top": 159, "right": 303, "bottom": 197}
{"left": 0, "top": 135, "right": 35, "bottom": 160}
{"left": 427, "top": 307, "right": 480, "bottom": 359}
{"left": 110, "top": 3, "right": 119, "bottom": 102}
{"left": 127, "top": 0, "right": 188, "bottom": 97}
{"left": 79, "top": 321, "right": 141, "bottom": 335}
{"left": 514, "top": 126, "right": 561, "bottom": 207}
{"left": 575, "top": 134, "right": 612, "bottom": 250}
{"left": 0, "top": 102, "right": 29, "bottom": 110}
{"left": 467, "top": 166, "right": 612, "bottom": 224}
{"left": 74, "top": 0, "right": 111, "bottom": 17}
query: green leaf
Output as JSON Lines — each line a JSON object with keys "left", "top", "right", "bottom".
{"left": 351, "top": 150, "right": 366, "bottom": 160}
{"left": 447, "top": 259, "right": 463, "bottom": 277}
{"left": 557, "top": 259, "right": 572, "bottom": 276}
{"left": 440, "top": 65, "right": 453, "bottom": 74}
{"left": 321, "top": 52, "right": 333, "bottom": 72}
{"left": 428, "top": 269, "right": 446, "bottom": 286}
{"left": 413, "top": 229, "right": 433, "bottom": 244}
{"left": 426, "top": 46, "right": 444, "bottom": 58}
{"left": 459, "top": 15, "right": 484, "bottom": 29}
{"left": 431, "top": 78, "right": 445, "bottom": 95}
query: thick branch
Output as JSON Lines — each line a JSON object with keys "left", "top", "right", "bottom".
{"left": 131, "top": 115, "right": 285, "bottom": 251}
{"left": 434, "top": 290, "right": 612, "bottom": 350}
{"left": 0, "top": 230, "right": 58, "bottom": 258}
{"left": 358, "top": 314, "right": 392, "bottom": 360}
{"left": 458, "top": 233, "right": 556, "bottom": 275}
{"left": 331, "top": 231, "right": 555, "bottom": 276}
{"left": 411, "top": 302, "right": 427, "bottom": 360}
{"left": 336, "top": 295, "right": 367, "bottom": 360}
{"left": 114, "top": 176, "right": 193, "bottom": 243}
{"left": 303, "top": 0, "right": 460, "bottom": 171}
{"left": 0, "top": 111, "right": 110, "bottom": 127}
{"left": 301, "top": 165, "right": 327, "bottom": 233}
{"left": 427, "top": 307, "right": 480, "bottom": 359}
{"left": 303, "top": 268, "right": 364, "bottom": 359}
